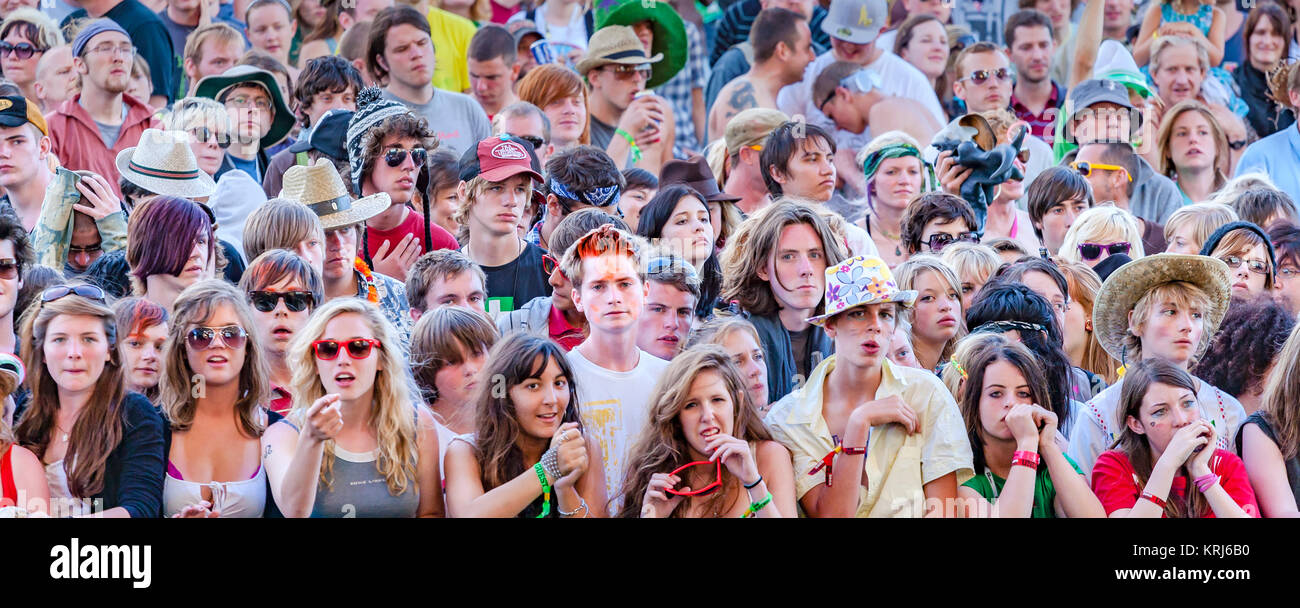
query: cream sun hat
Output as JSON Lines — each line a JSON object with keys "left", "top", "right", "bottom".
{"left": 115, "top": 129, "right": 217, "bottom": 199}
{"left": 278, "top": 158, "right": 390, "bottom": 230}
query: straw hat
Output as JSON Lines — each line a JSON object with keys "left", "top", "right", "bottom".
{"left": 806, "top": 255, "right": 917, "bottom": 326}
{"left": 115, "top": 129, "right": 216, "bottom": 199}
{"left": 0, "top": 352, "right": 24, "bottom": 399}
{"left": 1091, "top": 253, "right": 1232, "bottom": 362}
{"left": 278, "top": 158, "right": 390, "bottom": 230}
{"left": 574, "top": 25, "right": 663, "bottom": 79}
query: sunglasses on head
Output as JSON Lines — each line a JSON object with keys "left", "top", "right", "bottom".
{"left": 186, "top": 325, "right": 248, "bottom": 351}
{"left": 248, "top": 290, "right": 315, "bottom": 313}
{"left": 189, "top": 126, "right": 231, "bottom": 149}
{"left": 384, "top": 147, "right": 427, "bottom": 167}
{"left": 0, "top": 258, "right": 17, "bottom": 280}
{"left": 1077, "top": 241, "right": 1131, "bottom": 261}
{"left": 41, "top": 284, "right": 105, "bottom": 306}
{"left": 1220, "top": 255, "right": 1270, "bottom": 276}
{"left": 961, "top": 67, "right": 1011, "bottom": 86}
{"left": 1071, "top": 161, "right": 1133, "bottom": 181}
{"left": 0, "top": 41, "right": 38, "bottom": 59}
{"left": 664, "top": 459, "right": 723, "bottom": 497}
{"left": 312, "top": 338, "right": 382, "bottom": 360}
{"left": 925, "top": 231, "right": 981, "bottom": 252}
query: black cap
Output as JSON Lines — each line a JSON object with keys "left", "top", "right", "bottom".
{"left": 0, "top": 96, "right": 46, "bottom": 135}
{"left": 1199, "top": 220, "right": 1277, "bottom": 281}
{"left": 1093, "top": 253, "right": 1132, "bottom": 282}
{"left": 289, "top": 108, "right": 352, "bottom": 161}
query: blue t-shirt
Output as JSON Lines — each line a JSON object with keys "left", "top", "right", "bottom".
{"left": 228, "top": 154, "right": 260, "bottom": 182}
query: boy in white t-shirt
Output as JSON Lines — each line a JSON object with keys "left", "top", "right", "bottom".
{"left": 560, "top": 225, "right": 669, "bottom": 514}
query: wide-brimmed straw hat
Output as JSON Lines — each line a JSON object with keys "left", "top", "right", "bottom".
{"left": 278, "top": 158, "right": 390, "bottom": 230}
{"left": 807, "top": 255, "right": 917, "bottom": 326}
{"left": 115, "top": 129, "right": 216, "bottom": 199}
{"left": 574, "top": 25, "right": 664, "bottom": 81}
{"left": 1092, "top": 253, "right": 1231, "bottom": 362}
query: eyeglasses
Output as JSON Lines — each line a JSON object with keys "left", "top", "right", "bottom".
{"left": 542, "top": 253, "right": 559, "bottom": 275}
{"left": 604, "top": 63, "right": 652, "bottom": 80}
{"left": 925, "top": 232, "right": 981, "bottom": 252}
{"left": 68, "top": 243, "right": 102, "bottom": 256}
{"left": 384, "top": 147, "right": 427, "bottom": 167}
{"left": 0, "top": 258, "right": 17, "bottom": 280}
{"left": 664, "top": 459, "right": 723, "bottom": 497}
{"left": 513, "top": 134, "right": 545, "bottom": 149}
{"left": 41, "top": 284, "right": 105, "bottom": 306}
{"left": 186, "top": 325, "right": 248, "bottom": 351}
{"left": 1071, "top": 161, "right": 1133, "bottom": 182}
{"left": 1279, "top": 266, "right": 1300, "bottom": 279}
{"left": 0, "top": 41, "right": 39, "bottom": 59}
{"left": 226, "top": 95, "right": 272, "bottom": 111}
{"left": 959, "top": 67, "right": 1011, "bottom": 86}
{"left": 1220, "top": 255, "right": 1270, "bottom": 276}
{"left": 312, "top": 338, "right": 382, "bottom": 360}
{"left": 1077, "top": 241, "right": 1131, "bottom": 261}
{"left": 248, "top": 290, "right": 315, "bottom": 313}
{"left": 87, "top": 43, "right": 134, "bottom": 58}
{"left": 189, "top": 126, "right": 231, "bottom": 150}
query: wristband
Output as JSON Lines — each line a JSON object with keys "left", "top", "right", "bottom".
{"left": 1194, "top": 473, "right": 1220, "bottom": 493}
{"left": 615, "top": 128, "right": 643, "bottom": 163}
{"left": 742, "top": 491, "right": 773, "bottom": 518}
{"left": 558, "top": 497, "right": 589, "bottom": 518}
{"left": 1011, "top": 450, "right": 1040, "bottom": 469}
{"left": 533, "top": 462, "right": 552, "bottom": 518}
{"left": 1139, "top": 490, "right": 1167, "bottom": 509}
{"left": 541, "top": 446, "right": 561, "bottom": 480}
{"left": 743, "top": 475, "right": 764, "bottom": 490}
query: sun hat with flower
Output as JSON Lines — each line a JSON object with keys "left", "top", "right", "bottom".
{"left": 806, "top": 255, "right": 918, "bottom": 326}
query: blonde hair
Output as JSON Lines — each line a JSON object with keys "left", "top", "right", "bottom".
{"left": 0, "top": 8, "right": 64, "bottom": 50}
{"left": 452, "top": 175, "right": 535, "bottom": 238}
{"left": 1054, "top": 259, "right": 1119, "bottom": 384}
{"left": 1163, "top": 202, "right": 1238, "bottom": 250}
{"left": 1260, "top": 322, "right": 1300, "bottom": 459}
{"left": 940, "top": 242, "right": 1001, "bottom": 290}
{"left": 164, "top": 96, "right": 232, "bottom": 134}
{"left": 894, "top": 254, "right": 967, "bottom": 363}
{"left": 1207, "top": 172, "right": 1277, "bottom": 206}
{"left": 1057, "top": 204, "right": 1145, "bottom": 263}
{"left": 1155, "top": 100, "right": 1228, "bottom": 190}
{"left": 159, "top": 280, "right": 270, "bottom": 436}
{"left": 1123, "top": 281, "right": 1214, "bottom": 365}
{"left": 706, "top": 138, "right": 728, "bottom": 185}
{"left": 288, "top": 298, "right": 421, "bottom": 495}
{"left": 941, "top": 332, "right": 1003, "bottom": 407}
{"left": 1150, "top": 35, "right": 1209, "bottom": 75}
{"left": 183, "top": 22, "right": 245, "bottom": 66}
{"left": 855, "top": 130, "right": 922, "bottom": 171}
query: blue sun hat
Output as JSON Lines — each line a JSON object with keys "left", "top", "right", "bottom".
{"left": 806, "top": 255, "right": 918, "bottom": 326}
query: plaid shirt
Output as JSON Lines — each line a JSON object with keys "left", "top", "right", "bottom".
{"left": 656, "top": 21, "right": 709, "bottom": 159}
{"left": 1010, "top": 81, "right": 1065, "bottom": 146}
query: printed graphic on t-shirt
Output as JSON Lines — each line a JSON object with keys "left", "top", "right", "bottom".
{"left": 580, "top": 398, "right": 624, "bottom": 506}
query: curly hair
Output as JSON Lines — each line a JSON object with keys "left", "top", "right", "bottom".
{"left": 1190, "top": 296, "right": 1294, "bottom": 400}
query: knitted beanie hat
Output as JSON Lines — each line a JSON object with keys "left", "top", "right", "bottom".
{"left": 347, "top": 87, "right": 410, "bottom": 194}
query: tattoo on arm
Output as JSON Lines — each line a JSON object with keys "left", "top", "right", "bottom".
{"left": 265, "top": 444, "right": 272, "bottom": 460}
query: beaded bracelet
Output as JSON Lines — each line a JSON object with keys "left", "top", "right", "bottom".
{"left": 742, "top": 491, "right": 773, "bottom": 518}
{"left": 532, "top": 462, "right": 551, "bottom": 518}
{"left": 615, "top": 128, "right": 643, "bottom": 163}
{"left": 1011, "top": 450, "right": 1040, "bottom": 469}
{"left": 1139, "top": 490, "right": 1167, "bottom": 509}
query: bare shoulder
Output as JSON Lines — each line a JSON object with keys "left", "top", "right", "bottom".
{"left": 756, "top": 439, "right": 790, "bottom": 461}
{"left": 7, "top": 444, "right": 43, "bottom": 471}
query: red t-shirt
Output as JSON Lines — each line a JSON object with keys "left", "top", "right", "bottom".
{"left": 1091, "top": 449, "right": 1259, "bottom": 518}
{"left": 366, "top": 208, "right": 459, "bottom": 260}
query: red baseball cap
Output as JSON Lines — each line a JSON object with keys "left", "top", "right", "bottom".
{"left": 459, "top": 136, "right": 544, "bottom": 184}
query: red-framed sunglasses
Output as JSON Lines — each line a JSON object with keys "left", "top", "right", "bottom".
{"left": 312, "top": 338, "right": 382, "bottom": 360}
{"left": 542, "top": 253, "right": 560, "bottom": 276}
{"left": 665, "top": 460, "right": 723, "bottom": 497}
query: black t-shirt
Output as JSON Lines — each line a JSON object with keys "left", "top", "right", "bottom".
{"left": 476, "top": 240, "right": 553, "bottom": 315}
{"left": 63, "top": 0, "right": 177, "bottom": 104}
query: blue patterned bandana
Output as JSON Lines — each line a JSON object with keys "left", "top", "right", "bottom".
{"left": 549, "top": 178, "right": 620, "bottom": 208}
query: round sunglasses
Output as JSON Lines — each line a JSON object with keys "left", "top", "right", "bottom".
{"left": 312, "top": 338, "right": 382, "bottom": 360}
{"left": 1077, "top": 242, "right": 1131, "bottom": 261}
{"left": 248, "top": 290, "right": 315, "bottom": 313}
{"left": 0, "top": 41, "right": 39, "bottom": 59}
{"left": 384, "top": 147, "right": 427, "bottom": 167}
{"left": 187, "top": 325, "right": 248, "bottom": 351}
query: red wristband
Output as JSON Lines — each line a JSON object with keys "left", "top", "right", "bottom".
{"left": 1011, "top": 450, "right": 1040, "bottom": 469}
{"left": 1140, "top": 491, "right": 1167, "bottom": 509}
{"left": 842, "top": 446, "right": 867, "bottom": 455}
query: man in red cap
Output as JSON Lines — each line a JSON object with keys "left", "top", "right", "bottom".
{"left": 455, "top": 135, "right": 551, "bottom": 314}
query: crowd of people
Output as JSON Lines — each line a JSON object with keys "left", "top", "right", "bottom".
{"left": 0, "top": 0, "right": 1299, "bottom": 519}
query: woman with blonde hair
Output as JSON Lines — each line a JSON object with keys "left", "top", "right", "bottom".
{"left": 1156, "top": 100, "right": 1229, "bottom": 204}
{"left": 262, "top": 298, "right": 443, "bottom": 517}
{"left": 940, "top": 242, "right": 1001, "bottom": 311}
{"left": 1238, "top": 320, "right": 1300, "bottom": 517}
{"left": 1057, "top": 205, "right": 1146, "bottom": 268}
{"left": 619, "top": 345, "right": 794, "bottom": 518}
{"left": 159, "top": 280, "right": 275, "bottom": 518}
{"left": 894, "top": 255, "right": 965, "bottom": 371}
{"left": 1054, "top": 260, "right": 1118, "bottom": 385}
{"left": 685, "top": 316, "right": 769, "bottom": 417}
{"left": 1163, "top": 202, "right": 1238, "bottom": 254}
{"left": 516, "top": 63, "right": 590, "bottom": 150}
{"left": 855, "top": 131, "right": 927, "bottom": 266}
{"left": 164, "top": 97, "right": 235, "bottom": 180}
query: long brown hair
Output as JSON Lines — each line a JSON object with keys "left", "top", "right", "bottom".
{"left": 1114, "top": 358, "right": 1209, "bottom": 518}
{"left": 516, "top": 63, "right": 591, "bottom": 145}
{"left": 956, "top": 335, "right": 1051, "bottom": 475}
{"left": 1259, "top": 321, "right": 1300, "bottom": 459}
{"left": 15, "top": 292, "right": 127, "bottom": 498}
{"left": 719, "top": 199, "right": 848, "bottom": 317}
{"left": 1155, "top": 100, "right": 1229, "bottom": 190}
{"left": 158, "top": 280, "right": 271, "bottom": 437}
{"left": 617, "top": 346, "right": 772, "bottom": 518}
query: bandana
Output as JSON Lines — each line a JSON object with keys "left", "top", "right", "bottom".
{"left": 549, "top": 178, "right": 620, "bottom": 208}
{"left": 861, "top": 143, "right": 921, "bottom": 179}
{"left": 971, "top": 320, "right": 1047, "bottom": 336}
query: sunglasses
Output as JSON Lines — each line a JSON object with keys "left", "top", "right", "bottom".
{"left": 312, "top": 338, "right": 382, "bottom": 360}
{"left": 925, "top": 232, "right": 981, "bottom": 252}
{"left": 384, "top": 147, "right": 427, "bottom": 167}
{"left": 605, "top": 63, "right": 652, "bottom": 80}
{"left": 189, "top": 126, "right": 232, "bottom": 150}
{"left": 1071, "top": 161, "right": 1133, "bottom": 182}
{"left": 664, "top": 459, "right": 723, "bottom": 497}
{"left": 514, "top": 134, "right": 544, "bottom": 149}
{"left": 186, "top": 325, "right": 248, "bottom": 351}
{"left": 68, "top": 243, "right": 102, "bottom": 256}
{"left": 542, "top": 253, "right": 559, "bottom": 275}
{"left": 248, "top": 290, "right": 315, "bottom": 313}
{"left": 0, "top": 258, "right": 17, "bottom": 280}
{"left": 0, "top": 41, "right": 38, "bottom": 59}
{"left": 960, "top": 67, "right": 1011, "bottom": 86}
{"left": 1220, "top": 255, "right": 1270, "bottom": 276}
{"left": 1077, "top": 241, "right": 1131, "bottom": 261}
{"left": 41, "top": 284, "right": 105, "bottom": 306}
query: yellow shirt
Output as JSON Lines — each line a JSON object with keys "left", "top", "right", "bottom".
{"left": 427, "top": 7, "right": 476, "bottom": 93}
{"left": 764, "top": 356, "right": 974, "bottom": 517}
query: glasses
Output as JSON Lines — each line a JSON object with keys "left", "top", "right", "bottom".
{"left": 248, "top": 290, "right": 315, "bottom": 313}
{"left": 226, "top": 95, "right": 272, "bottom": 111}
{"left": 925, "top": 232, "right": 981, "bottom": 252}
{"left": 1279, "top": 266, "right": 1300, "bottom": 280}
{"left": 0, "top": 41, "right": 39, "bottom": 59}
{"left": 41, "top": 284, "right": 105, "bottom": 306}
{"left": 312, "top": 338, "right": 382, "bottom": 360}
{"left": 384, "top": 147, "right": 427, "bottom": 167}
{"left": 186, "top": 325, "right": 248, "bottom": 351}
{"left": 960, "top": 67, "right": 1011, "bottom": 86}
{"left": 664, "top": 460, "right": 723, "bottom": 497}
{"left": 1220, "top": 255, "right": 1270, "bottom": 276}
{"left": 513, "top": 134, "right": 545, "bottom": 149}
{"left": 0, "top": 258, "right": 17, "bottom": 280}
{"left": 1071, "top": 161, "right": 1133, "bottom": 182}
{"left": 604, "top": 63, "right": 652, "bottom": 80}
{"left": 189, "top": 126, "right": 231, "bottom": 149}
{"left": 1077, "top": 241, "right": 1131, "bottom": 261}
{"left": 542, "top": 253, "right": 559, "bottom": 275}
{"left": 68, "top": 243, "right": 102, "bottom": 256}
{"left": 87, "top": 43, "right": 134, "bottom": 58}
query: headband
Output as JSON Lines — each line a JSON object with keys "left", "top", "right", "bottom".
{"left": 549, "top": 178, "right": 620, "bottom": 208}
{"left": 971, "top": 320, "right": 1046, "bottom": 336}
{"left": 861, "top": 142, "right": 921, "bottom": 179}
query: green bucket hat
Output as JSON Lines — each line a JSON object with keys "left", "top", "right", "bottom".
{"left": 593, "top": 0, "right": 687, "bottom": 89}
{"left": 194, "top": 65, "right": 295, "bottom": 149}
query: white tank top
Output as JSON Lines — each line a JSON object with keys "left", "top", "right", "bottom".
{"left": 162, "top": 465, "right": 267, "bottom": 518}
{"left": 43, "top": 460, "right": 91, "bottom": 518}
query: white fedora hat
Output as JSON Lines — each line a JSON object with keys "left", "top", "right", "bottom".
{"left": 279, "top": 158, "right": 390, "bottom": 230}
{"left": 115, "top": 129, "right": 217, "bottom": 199}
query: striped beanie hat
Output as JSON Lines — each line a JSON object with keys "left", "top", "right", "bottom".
{"left": 346, "top": 86, "right": 410, "bottom": 193}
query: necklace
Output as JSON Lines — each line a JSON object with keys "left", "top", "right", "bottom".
{"left": 869, "top": 215, "right": 903, "bottom": 258}
{"left": 55, "top": 423, "right": 70, "bottom": 443}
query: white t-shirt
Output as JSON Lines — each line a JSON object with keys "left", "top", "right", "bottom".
{"left": 566, "top": 347, "right": 670, "bottom": 515}
{"left": 508, "top": 3, "right": 588, "bottom": 51}
{"left": 777, "top": 50, "right": 946, "bottom": 155}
